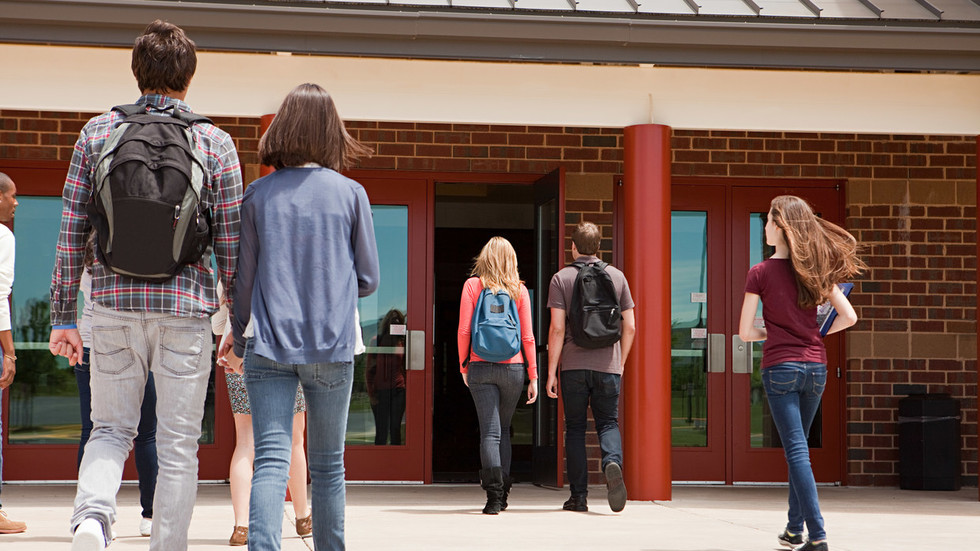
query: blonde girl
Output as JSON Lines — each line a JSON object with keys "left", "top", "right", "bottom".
{"left": 457, "top": 237, "right": 538, "bottom": 514}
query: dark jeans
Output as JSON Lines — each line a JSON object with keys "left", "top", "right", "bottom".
{"left": 75, "top": 347, "right": 159, "bottom": 519}
{"left": 467, "top": 362, "right": 525, "bottom": 473}
{"left": 762, "top": 361, "right": 827, "bottom": 541}
{"left": 371, "top": 387, "right": 406, "bottom": 445}
{"left": 560, "top": 369, "right": 623, "bottom": 498}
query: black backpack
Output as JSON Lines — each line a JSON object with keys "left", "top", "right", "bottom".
{"left": 87, "top": 104, "right": 213, "bottom": 282}
{"left": 567, "top": 260, "right": 622, "bottom": 349}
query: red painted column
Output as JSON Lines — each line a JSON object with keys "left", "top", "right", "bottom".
{"left": 259, "top": 114, "right": 276, "bottom": 177}
{"left": 622, "top": 124, "right": 672, "bottom": 501}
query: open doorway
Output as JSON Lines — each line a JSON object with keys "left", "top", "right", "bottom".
{"left": 431, "top": 182, "right": 537, "bottom": 483}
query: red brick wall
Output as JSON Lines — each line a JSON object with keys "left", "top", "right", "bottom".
{"left": 3, "top": 109, "right": 978, "bottom": 487}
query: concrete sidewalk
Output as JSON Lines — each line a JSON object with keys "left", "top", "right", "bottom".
{"left": 0, "top": 482, "right": 978, "bottom": 550}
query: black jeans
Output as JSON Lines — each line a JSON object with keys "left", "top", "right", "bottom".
{"left": 467, "top": 362, "right": 525, "bottom": 473}
{"left": 560, "top": 369, "right": 623, "bottom": 497}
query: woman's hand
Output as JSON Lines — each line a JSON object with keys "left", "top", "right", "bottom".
{"left": 462, "top": 372, "right": 468, "bottom": 387}
{"left": 526, "top": 379, "right": 538, "bottom": 404}
{"left": 217, "top": 333, "right": 243, "bottom": 374}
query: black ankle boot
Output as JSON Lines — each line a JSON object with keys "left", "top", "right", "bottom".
{"left": 479, "top": 467, "right": 504, "bottom": 515}
{"left": 500, "top": 473, "right": 512, "bottom": 511}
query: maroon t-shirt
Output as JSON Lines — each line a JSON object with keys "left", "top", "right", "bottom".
{"left": 744, "top": 258, "right": 826, "bottom": 369}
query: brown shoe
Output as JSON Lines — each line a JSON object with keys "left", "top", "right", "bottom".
{"left": 229, "top": 526, "right": 248, "bottom": 546}
{"left": 295, "top": 514, "right": 312, "bottom": 537}
{"left": 0, "top": 510, "right": 26, "bottom": 534}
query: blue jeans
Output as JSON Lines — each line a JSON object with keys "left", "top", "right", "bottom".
{"left": 72, "top": 304, "right": 212, "bottom": 551}
{"left": 560, "top": 369, "right": 623, "bottom": 497}
{"left": 76, "top": 348, "right": 158, "bottom": 519}
{"left": 467, "top": 362, "right": 524, "bottom": 473}
{"left": 762, "top": 362, "right": 827, "bottom": 541}
{"left": 244, "top": 340, "right": 353, "bottom": 551}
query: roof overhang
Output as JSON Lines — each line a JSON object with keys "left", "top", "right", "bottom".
{"left": 2, "top": 0, "right": 979, "bottom": 72}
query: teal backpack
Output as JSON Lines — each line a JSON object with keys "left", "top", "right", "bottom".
{"left": 464, "top": 287, "right": 523, "bottom": 365}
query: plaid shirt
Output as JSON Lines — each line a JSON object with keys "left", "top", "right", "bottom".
{"left": 50, "top": 95, "right": 242, "bottom": 325}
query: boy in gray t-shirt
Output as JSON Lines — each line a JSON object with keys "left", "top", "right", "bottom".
{"left": 544, "top": 221, "right": 636, "bottom": 515}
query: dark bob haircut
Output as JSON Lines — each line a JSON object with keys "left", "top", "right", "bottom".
{"left": 259, "top": 83, "right": 371, "bottom": 171}
{"left": 131, "top": 20, "right": 197, "bottom": 94}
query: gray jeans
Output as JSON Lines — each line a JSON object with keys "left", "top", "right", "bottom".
{"left": 467, "top": 361, "right": 525, "bottom": 473}
{"left": 72, "top": 304, "right": 211, "bottom": 551}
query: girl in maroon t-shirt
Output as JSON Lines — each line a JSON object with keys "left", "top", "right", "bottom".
{"left": 738, "top": 195, "right": 865, "bottom": 551}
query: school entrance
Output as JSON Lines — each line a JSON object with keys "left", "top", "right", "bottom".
{"left": 1, "top": 162, "right": 845, "bottom": 486}
{"left": 669, "top": 178, "right": 846, "bottom": 484}
{"left": 350, "top": 170, "right": 565, "bottom": 484}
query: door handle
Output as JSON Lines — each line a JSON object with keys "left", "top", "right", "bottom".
{"left": 407, "top": 330, "right": 425, "bottom": 371}
{"left": 732, "top": 334, "right": 752, "bottom": 374}
{"left": 708, "top": 333, "right": 725, "bottom": 373}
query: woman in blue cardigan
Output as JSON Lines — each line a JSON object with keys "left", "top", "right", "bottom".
{"left": 221, "top": 83, "right": 380, "bottom": 551}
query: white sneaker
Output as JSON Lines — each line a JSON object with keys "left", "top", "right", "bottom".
{"left": 72, "top": 518, "right": 107, "bottom": 551}
{"left": 139, "top": 517, "right": 152, "bottom": 537}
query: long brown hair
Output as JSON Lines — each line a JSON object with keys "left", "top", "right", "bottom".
{"left": 769, "top": 195, "right": 866, "bottom": 309}
{"left": 259, "top": 83, "right": 371, "bottom": 171}
{"left": 470, "top": 236, "right": 522, "bottom": 299}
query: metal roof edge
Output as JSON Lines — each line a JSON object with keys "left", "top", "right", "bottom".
{"left": 2, "top": 0, "right": 979, "bottom": 72}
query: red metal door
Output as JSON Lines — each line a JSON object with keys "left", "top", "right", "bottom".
{"left": 344, "top": 177, "right": 429, "bottom": 481}
{"left": 670, "top": 179, "right": 845, "bottom": 484}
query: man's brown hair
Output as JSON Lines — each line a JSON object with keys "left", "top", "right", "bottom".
{"left": 259, "top": 83, "right": 371, "bottom": 171}
{"left": 572, "top": 221, "right": 602, "bottom": 256}
{"left": 131, "top": 20, "right": 197, "bottom": 94}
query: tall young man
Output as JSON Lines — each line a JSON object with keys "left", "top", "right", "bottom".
{"left": 545, "top": 221, "right": 636, "bottom": 513}
{"left": 47, "top": 20, "right": 242, "bottom": 551}
{"left": 0, "top": 172, "right": 25, "bottom": 535}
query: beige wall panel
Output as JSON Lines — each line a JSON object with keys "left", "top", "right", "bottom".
{"left": 2, "top": 44, "right": 979, "bottom": 134}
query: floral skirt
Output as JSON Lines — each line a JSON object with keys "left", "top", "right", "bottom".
{"left": 225, "top": 371, "right": 306, "bottom": 415}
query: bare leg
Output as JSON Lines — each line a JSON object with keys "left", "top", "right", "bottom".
{"left": 229, "top": 413, "right": 254, "bottom": 527}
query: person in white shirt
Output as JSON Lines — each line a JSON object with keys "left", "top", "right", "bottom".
{"left": 0, "top": 172, "right": 25, "bottom": 535}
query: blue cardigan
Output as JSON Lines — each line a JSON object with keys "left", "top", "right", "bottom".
{"left": 232, "top": 166, "right": 380, "bottom": 364}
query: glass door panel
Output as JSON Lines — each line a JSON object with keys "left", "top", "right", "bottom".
{"left": 8, "top": 197, "right": 77, "bottom": 445}
{"left": 746, "top": 211, "right": 823, "bottom": 451}
{"left": 670, "top": 212, "right": 709, "bottom": 448}
{"left": 349, "top": 206, "right": 409, "bottom": 447}
{"left": 531, "top": 169, "right": 563, "bottom": 487}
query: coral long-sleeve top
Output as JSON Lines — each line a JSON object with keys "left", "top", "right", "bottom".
{"left": 457, "top": 276, "right": 537, "bottom": 380}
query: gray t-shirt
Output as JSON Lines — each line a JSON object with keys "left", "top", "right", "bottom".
{"left": 547, "top": 255, "right": 634, "bottom": 374}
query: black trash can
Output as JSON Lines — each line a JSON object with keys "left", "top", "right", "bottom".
{"left": 898, "top": 393, "right": 961, "bottom": 491}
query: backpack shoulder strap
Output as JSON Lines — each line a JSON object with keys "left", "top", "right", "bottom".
{"left": 463, "top": 286, "right": 490, "bottom": 368}
{"left": 594, "top": 261, "right": 609, "bottom": 270}
{"left": 111, "top": 104, "right": 145, "bottom": 118}
{"left": 173, "top": 109, "right": 212, "bottom": 126}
